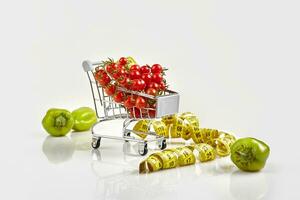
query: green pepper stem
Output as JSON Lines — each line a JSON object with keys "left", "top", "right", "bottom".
{"left": 55, "top": 115, "right": 67, "bottom": 128}
{"left": 236, "top": 151, "right": 248, "bottom": 157}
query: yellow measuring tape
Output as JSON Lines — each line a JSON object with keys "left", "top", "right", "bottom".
{"left": 132, "top": 120, "right": 150, "bottom": 139}
{"left": 138, "top": 112, "right": 237, "bottom": 173}
{"left": 215, "top": 132, "right": 236, "bottom": 156}
{"left": 139, "top": 146, "right": 196, "bottom": 173}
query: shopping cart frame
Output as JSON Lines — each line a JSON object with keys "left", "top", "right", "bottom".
{"left": 82, "top": 59, "right": 180, "bottom": 155}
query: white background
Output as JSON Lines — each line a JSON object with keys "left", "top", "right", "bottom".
{"left": 0, "top": 0, "right": 299, "bottom": 199}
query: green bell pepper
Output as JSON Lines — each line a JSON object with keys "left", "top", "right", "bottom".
{"left": 230, "top": 137, "right": 270, "bottom": 172}
{"left": 42, "top": 108, "right": 74, "bottom": 137}
{"left": 71, "top": 107, "right": 97, "bottom": 132}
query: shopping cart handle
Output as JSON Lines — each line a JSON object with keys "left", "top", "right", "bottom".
{"left": 82, "top": 60, "right": 93, "bottom": 72}
{"left": 82, "top": 60, "right": 102, "bottom": 72}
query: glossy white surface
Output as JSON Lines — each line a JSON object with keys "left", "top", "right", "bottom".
{"left": 1, "top": 0, "right": 300, "bottom": 199}
{"left": 2, "top": 124, "right": 294, "bottom": 200}
{"left": 1, "top": 117, "right": 296, "bottom": 200}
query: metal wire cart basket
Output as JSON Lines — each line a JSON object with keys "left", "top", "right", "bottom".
{"left": 82, "top": 59, "right": 180, "bottom": 155}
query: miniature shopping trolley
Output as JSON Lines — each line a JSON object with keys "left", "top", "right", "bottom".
{"left": 82, "top": 59, "right": 180, "bottom": 155}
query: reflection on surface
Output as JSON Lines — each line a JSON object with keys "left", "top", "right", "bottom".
{"left": 91, "top": 142, "right": 239, "bottom": 200}
{"left": 214, "top": 157, "right": 236, "bottom": 174}
{"left": 91, "top": 149, "right": 182, "bottom": 199}
{"left": 122, "top": 141, "right": 138, "bottom": 156}
{"left": 42, "top": 136, "right": 75, "bottom": 164}
{"left": 230, "top": 170, "right": 268, "bottom": 200}
{"left": 122, "top": 141, "right": 152, "bottom": 157}
{"left": 70, "top": 132, "right": 92, "bottom": 151}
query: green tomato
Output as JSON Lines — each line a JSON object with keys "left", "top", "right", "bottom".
{"left": 42, "top": 108, "right": 74, "bottom": 137}
{"left": 230, "top": 137, "right": 270, "bottom": 172}
{"left": 71, "top": 107, "right": 97, "bottom": 132}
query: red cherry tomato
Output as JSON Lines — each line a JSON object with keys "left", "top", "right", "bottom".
{"left": 95, "top": 68, "right": 105, "bottom": 76}
{"left": 113, "top": 91, "right": 125, "bottom": 103}
{"left": 135, "top": 96, "right": 147, "bottom": 109}
{"left": 138, "top": 79, "right": 146, "bottom": 91}
{"left": 151, "top": 64, "right": 163, "bottom": 74}
{"left": 131, "top": 79, "right": 143, "bottom": 91}
{"left": 129, "top": 107, "right": 141, "bottom": 118}
{"left": 130, "top": 79, "right": 139, "bottom": 91}
{"left": 117, "top": 76, "right": 128, "bottom": 87}
{"left": 130, "top": 64, "right": 141, "bottom": 72}
{"left": 97, "top": 72, "right": 111, "bottom": 87}
{"left": 104, "top": 84, "right": 116, "bottom": 96}
{"left": 147, "top": 98, "right": 156, "bottom": 107}
{"left": 112, "top": 72, "right": 120, "bottom": 80}
{"left": 112, "top": 68, "right": 127, "bottom": 80}
{"left": 105, "top": 63, "right": 117, "bottom": 75}
{"left": 125, "top": 78, "right": 133, "bottom": 90}
{"left": 119, "top": 68, "right": 127, "bottom": 76}
{"left": 129, "top": 70, "right": 141, "bottom": 79}
{"left": 152, "top": 73, "right": 163, "bottom": 83}
{"left": 159, "top": 82, "right": 166, "bottom": 91}
{"left": 118, "top": 57, "right": 127, "bottom": 66}
{"left": 116, "top": 63, "right": 126, "bottom": 71}
{"left": 147, "top": 82, "right": 160, "bottom": 90}
{"left": 146, "top": 88, "right": 157, "bottom": 96}
{"left": 140, "top": 65, "right": 151, "bottom": 74}
{"left": 148, "top": 110, "right": 156, "bottom": 118}
{"left": 150, "top": 103, "right": 156, "bottom": 108}
{"left": 124, "top": 96, "right": 136, "bottom": 108}
{"left": 94, "top": 69, "right": 105, "bottom": 82}
{"left": 135, "top": 79, "right": 146, "bottom": 91}
{"left": 141, "top": 73, "right": 152, "bottom": 85}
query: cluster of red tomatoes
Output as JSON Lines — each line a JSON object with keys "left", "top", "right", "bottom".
{"left": 94, "top": 57, "right": 167, "bottom": 118}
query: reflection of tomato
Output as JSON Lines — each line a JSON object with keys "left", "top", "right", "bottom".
{"left": 135, "top": 96, "right": 146, "bottom": 109}
{"left": 104, "top": 84, "right": 116, "bottom": 96}
{"left": 113, "top": 92, "right": 125, "bottom": 103}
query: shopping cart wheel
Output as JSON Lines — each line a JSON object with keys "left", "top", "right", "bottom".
{"left": 138, "top": 143, "right": 148, "bottom": 156}
{"left": 92, "top": 137, "right": 101, "bottom": 149}
{"left": 159, "top": 139, "right": 167, "bottom": 150}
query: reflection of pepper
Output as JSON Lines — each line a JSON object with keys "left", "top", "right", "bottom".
{"left": 42, "top": 108, "right": 74, "bottom": 137}
{"left": 71, "top": 107, "right": 97, "bottom": 132}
